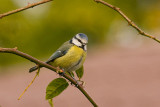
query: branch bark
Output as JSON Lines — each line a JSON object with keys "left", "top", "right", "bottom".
{"left": 0, "top": 47, "right": 98, "bottom": 107}
{"left": 0, "top": 0, "right": 53, "bottom": 19}
{"left": 94, "top": 0, "right": 160, "bottom": 43}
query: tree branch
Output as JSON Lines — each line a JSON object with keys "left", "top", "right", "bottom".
{"left": 94, "top": 0, "right": 160, "bottom": 43}
{"left": 0, "top": 47, "right": 98, "bottom": 107}
{"left": 0, "top": 0, "right": 53, "bottom": 19}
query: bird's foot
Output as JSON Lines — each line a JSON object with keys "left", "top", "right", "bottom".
{"left": 70, "top": 78, "right": 79, "bottom": 87}
{"left": 70, "top": 78, "right": 85, "bottom": 88}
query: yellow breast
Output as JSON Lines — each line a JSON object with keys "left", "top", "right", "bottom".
{"left": 51, "top": 45, "right": 86, "bottom": 72}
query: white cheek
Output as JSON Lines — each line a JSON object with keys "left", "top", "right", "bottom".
{"left": 81, "top": 39, "right": 87, "bottom": 44}
{"left": 84, "top": 45, "right": 87, "bottom": 51}
{"left": 72, "top": 38, "right": 82, "bottom": 47}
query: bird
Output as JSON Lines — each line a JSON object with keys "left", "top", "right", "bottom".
{"left": 29, "top": 33, "right": 88, "bottom": 76}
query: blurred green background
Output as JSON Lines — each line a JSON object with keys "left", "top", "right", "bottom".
{"left": 0, "top": 0, "right": 160, "bottom": 67}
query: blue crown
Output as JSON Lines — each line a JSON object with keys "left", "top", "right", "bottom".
{"left": 78, "top": 33, "right": 88, "bottom": 41}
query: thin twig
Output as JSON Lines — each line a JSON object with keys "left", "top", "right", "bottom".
{"left": 94, "top": 0, "right": 160, "bottom": 43}
{"left": 0, "top": 0, "right": 53, "bottom": 19}
{"left": 0, "top": 48, "right": 98, "bottom": 107}
{"left": 18, "top": 68, "right": 40, "bottom": 100}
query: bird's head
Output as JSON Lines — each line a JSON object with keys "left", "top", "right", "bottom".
{"left": 70, "top": 33, "right": 88, "bottom": 51}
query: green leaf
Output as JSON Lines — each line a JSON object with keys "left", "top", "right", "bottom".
{"left": 48, "top": 99, "right": 54, "bottom": 107}
{"left": 46, "top": 78, "right": 69, "bottom": 99}
{"left": 75, "top": 66, "right": 84, "bottom": 80}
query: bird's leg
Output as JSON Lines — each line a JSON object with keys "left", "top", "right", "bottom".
{"left": 67, "top": 72, "right": 80, "bottom": 87}
{"left": 56, "top": 68, "right": 80, "bottom": 87}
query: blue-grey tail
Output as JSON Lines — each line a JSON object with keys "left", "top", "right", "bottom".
{"left": 29, "top": 66, "right": 38, "bottom": 73}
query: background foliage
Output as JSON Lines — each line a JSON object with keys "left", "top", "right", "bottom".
{"left": 0, "top": 0, "right": 160, "bottom": 67}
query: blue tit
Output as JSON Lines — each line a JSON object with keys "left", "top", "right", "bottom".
{"left": 29, "top": 33, "right": 88, "bottom": 74}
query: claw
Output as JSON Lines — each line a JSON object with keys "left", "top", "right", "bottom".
{"left": 73, "top": 80, "right": 80, "bottom": 87}
{"left": 71, "top": 78, "right": 81, "bottom": 88}
{"left": 68, "top": 73, "right": 80, "bottom": 87}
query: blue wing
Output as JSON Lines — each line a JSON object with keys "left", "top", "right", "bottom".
{"left": 29, "top": 41, "right": 72, "bottom": 73}
{"left": 46, "top": 51, "right": 64, "bottom": 64}
{"left": 46, "top": 41, "right": 73, "bottom": 64}
{"left": 29, "top": 50, "right": 65, "bottom": 73}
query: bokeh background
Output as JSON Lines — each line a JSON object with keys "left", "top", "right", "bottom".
{"left": 0, "top": 0, "right": 160, "bottom": 107}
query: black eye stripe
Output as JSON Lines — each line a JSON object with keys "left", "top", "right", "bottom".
{"left": 70, "top": 37, "right": 87, "bottom": 51}
{"left": 74, "top": 37, "right": 83, "bottom": 44}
